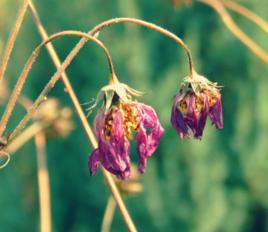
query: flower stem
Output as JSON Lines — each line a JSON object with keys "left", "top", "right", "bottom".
{"left": 101, "top": 196, "right": 117, "bottom": 232}
{"left": 0, "top": 0, "right": 29, "bottom": 83}
{"left": 34, "top": 131, "right": 52, "bottom": 232}
{"left": 0, "top": 31, "right": 115, "bottom": 139}
{"left": 89, "top": 18, "right": 195, "bottom": 77}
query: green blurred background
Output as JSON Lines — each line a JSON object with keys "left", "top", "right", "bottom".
{"left": 1, "top": 0, "right": 268, "bottom": 231}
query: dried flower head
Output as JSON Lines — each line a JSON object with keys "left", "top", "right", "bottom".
{"left": 88, "top": 76, "right": 164, "bottom": 180}
{"left": 171, "top": 72, "right": 223, "bottom": 139}
{"left": 34, "top": 98, "right": 74, "bottom": 138}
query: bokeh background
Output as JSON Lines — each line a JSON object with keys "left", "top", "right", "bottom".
{"left": 1, "top": 0, "right": 268, "bottom": 231}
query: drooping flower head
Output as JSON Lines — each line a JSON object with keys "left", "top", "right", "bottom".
{"left": 171, "top": 72, "right": 223, "bottom": 139}
{"left": 88, "top": 75, "right": 164, "bottom": 179}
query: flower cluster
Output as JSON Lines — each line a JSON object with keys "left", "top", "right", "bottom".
{"left": 88, "top": 72, "right": 223, "bottom": 179}
{"left": 171, "top": 72, "right": 223, "bottom": 139}
{"left": 88, "top": 77, "right": 164, "bottom": 179}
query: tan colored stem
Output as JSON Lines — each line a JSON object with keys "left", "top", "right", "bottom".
{"left": 0, "top": 0, "right": 29, "bottom": 83}
{"left": 6, "top": 122, "right": 44, "bottom": 154}
{"left": 89, "top": 18, "right": 194, "bottom": 76}
{"left": 28, "top": 3, "right": 137, "bottom": 231}
{"left": 0, "top": 31, "right": 114, "bottom": 138}
{"left": 198, "top": 0, "right": 268, "bottom": 64}
{"left": 101, "top": 196, "right": 117, "bottom": 232}
{"left": 220, "top": 0, "right": 268, "bottom": 34}
{"left": 34, "top": 132, "right": 52, "bottom": 232}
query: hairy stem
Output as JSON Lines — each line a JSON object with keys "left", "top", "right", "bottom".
{"left": 89, "top": 18, "right": 194, "bottom": 76}
{"left": 198, "top": 0, "right": 268, "bottom": 63}
{"left": 0, "top": 31, "right": 115, "bottom": 138}
{"left": 0, "top": 0, "right": 29, "bottom": 83}
{"left": 101, "top": 196, "right": 117, "bottom": 232}
{"left": 35, "top": 131, "right": 52, "bottom": 232}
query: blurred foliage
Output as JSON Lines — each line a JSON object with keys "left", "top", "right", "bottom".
{"left": 1, "top": 0, "right": 268, "bottom": 231}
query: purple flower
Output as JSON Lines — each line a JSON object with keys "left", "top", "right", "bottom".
{"left": 88, "top": 81, "right": 164, "bottom": 179}
{"left": 171, "top": 73, "right": 223, "bottom": 139}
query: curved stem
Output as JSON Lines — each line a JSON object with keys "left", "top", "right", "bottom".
{"left": 101, "top": 196, "right": 116, "bottom": 232}
{"left": 198, "top": 0, "right": 268, "bottom": 64}
{"left": 0, "top": 31, "right": 115, "bottom": 137}
{"left": 0, "top": 0, "right": 29, "bottom": 83}
{"left": 0, "top": 151, "right": 10, "bottom": 169}
{"left": 220, "top": 0, "right": 268, "bottom": 34}
{"left": 89, "top": 18, "right": 194, "bottom": 76}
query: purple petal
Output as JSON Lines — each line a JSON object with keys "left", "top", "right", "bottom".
{"left": 209, "top": 98, "right": 223, "bottom": 129}
{"left": 194, "top": 99, "right": 209, "bottom": 139}
{"left": 184, "top": 94, "right": 199, "bottom": 136}
{"left": 136, "top": 103, "right": 164, "bottom": 173}
{"left": 184, "top": 94, "right": 209, "bottom": 139}
{"left": 89, "top": 108, "right": 131, "bottom": 180}
{"left": 88, "top": 149, "right": 100, "bottom": 176}
{"left": 171, "top": 93, "right": 189, "bottom": 139}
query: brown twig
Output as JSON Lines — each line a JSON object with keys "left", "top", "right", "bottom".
{"left": 0, "top": 0, "right": 29, "bottom": 82}
{"left": 220, "top": 0, "right": 268, "bottom": 34}
{"left": 0, "top": 30, "right": 115, "bottom": 139}
{"left": 198, "top": 0, "right": 268, "bottom": 64}
{"left": 34, "top": 131, "right": 52, "bottom": 232}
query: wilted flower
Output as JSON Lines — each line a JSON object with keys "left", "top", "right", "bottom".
{"left": 171, "top": 72, "right": 223, "bottom": 139}
{"left": 88, "top": 76, "right": 164, "bottom": 180}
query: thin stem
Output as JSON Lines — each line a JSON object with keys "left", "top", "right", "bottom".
{"left": 89, "top": 18, "right": 194, "bottom": 76}
{"left": 6, "top": 122, "right": 44, "bottom": 154}
{"left": 0, "top": 30, "right": 115, "bottom": 138}
{"left": 0, "top": 0, "right": 29, "bottom": 83}
{"left": 22, "top": 4, "right": 137, "bottom": 231}
{"left": 220, "top": 0, "right": 268, "bottom": 34}
{"left": 101, "top": 196, "right": 117, "bottom": 232}
{"left": 198, "top": 0, "right": 268, "bottom": 63}
{"left": 35, "top": 131, "right": 52, "bottom": 232}
{"left": 0, "top": 151, "right": 10, "bottom": 169}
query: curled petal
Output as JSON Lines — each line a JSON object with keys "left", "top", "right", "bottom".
{"left": 136, "top": 103, "right": 164, "bottom": 173}
{"left": 191, "top": 95, "right": 209, "bottom": 139}
{"left": 171, "top": 94, "right": 189, "bottom": 139}
{"left": 184, "top": 94, "right": 200, "bottom": 137}
{"left": 88, "top": 149, "right": 100, "bottom": 176}
{"left": 89, "top": 109, "right": 131, "bottom": 180}
{"left": 194, "top": 107, "right": 208, "bottom": 138}
{"left": 209, "top": 98, "right": 223, "bottom": 129}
